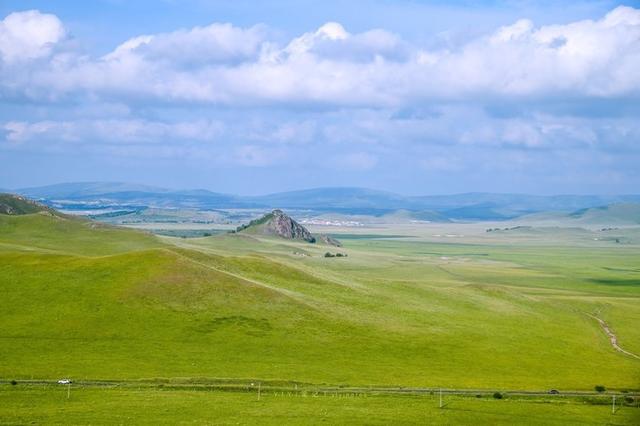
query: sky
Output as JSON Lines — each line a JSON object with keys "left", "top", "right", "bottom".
{"left": 1, "top": 0, "right": 639, "bottom": 195}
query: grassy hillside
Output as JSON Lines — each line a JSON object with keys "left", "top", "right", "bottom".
{"left": 569, "top": 203, "right": 640, "bottom": 225}
{"left": 0, "top": 213, "right": 161, "bottom": 255}
{"left": 0, "top": 193, "right": 55, "bottom": 215}
{"left": 235, "top": 210, "right": 274, "bottom": 234}
{"left": 1, "top": 213, "right": 639, "bottom": 392}
{"left": 521, "top": 203, "right": 640, "bottom": 226}
{"left": 2, "top": 212, "right": 640, "bottom": 422}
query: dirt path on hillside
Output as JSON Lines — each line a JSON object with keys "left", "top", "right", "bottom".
{"left": 586, "top": 313, "right": 640, "bottom": 360}
{"left": 167, "top": 248, "right": 318, "bottom": 309}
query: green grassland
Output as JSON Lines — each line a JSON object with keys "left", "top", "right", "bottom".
{"left": 1, "top": 385, "right": 638, "bottom": 425}
{"left": 1, "top": 212, "right": 639, "bottom": 423}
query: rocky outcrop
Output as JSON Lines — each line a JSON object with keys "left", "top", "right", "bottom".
{"left": 267, "top": 209, "right": 316, "bottom": 242}
{"left": 236, "top": 210, "right": 345, "bottom": 247}
{"left": 318, "top": 234, "right": 342, "bottom": 247}
{"left": 237, "top": 209, "right": 316, "bottom": 243}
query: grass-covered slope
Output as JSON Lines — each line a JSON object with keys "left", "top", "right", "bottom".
{"left": 0, "top": 213, "right": 161, "bottom": 255}
{"left": 521, "top": 203, "right": 640, "bottom": 226}
{"left": 0, "top": 193, "right": 55, "bottom": 215}
{"left": 1, "top": 212, "right": 639, "bottom": 393}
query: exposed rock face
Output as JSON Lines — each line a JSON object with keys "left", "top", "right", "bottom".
{"left": 318, "top": 234, "right": 342, "bottom": 247}
{"left": 267, "top": 209, "right": 316, "bottom": 242}
{"left": 237, "top": 209, "right": 316, "bottom": 243}
{"left": 236, "top": 210, "right": 345, "bottom": 247}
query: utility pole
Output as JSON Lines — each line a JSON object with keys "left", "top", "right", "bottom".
{"left": 612, "top": 395, "right": 616, "bottom": 414}
{"left": 67, "top": 383, "right": 70, "bottom": 399}
{"left": 439, "top": 389, "right": 443, "bottom": 408}
{"left": 258, "top": 382, "right": 261, "bottom": 401}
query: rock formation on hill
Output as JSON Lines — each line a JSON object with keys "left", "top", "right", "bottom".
{"left": 236, "top": 209, "right": 316, "bottom": 243}
{"left": 236, "top": 209, "right": 344, "bottom": 247}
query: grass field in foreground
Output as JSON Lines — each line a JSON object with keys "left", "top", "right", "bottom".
{"left": 1, "top": 385, "right": 638, "bottom": 425}
{"left": 1, "top": 213, "right": 639, "bottom": 397}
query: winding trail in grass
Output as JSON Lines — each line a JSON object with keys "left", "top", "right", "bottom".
{"left": 586, "top": 313, "right": 640, "bottom": 360}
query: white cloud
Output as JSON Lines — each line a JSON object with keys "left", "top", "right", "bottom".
{"left": 491, "top": 19, "right": 534, "bottom": 43}
{"left": 284, "top": 22, "right": 349, "bottom": 57}
{"left": 105, "top": 23, "right": 267, "bottom": 66}
{"left": 282, "top": 22, "right": 404, "bottom": 63}
{"left": 3, "top": 119, "right": 223, "bottom": 144}
{"left": 0, "top": 10, "right": 65, "bottom": 63}
{"left": 1, "top": 6, "right": 640, "bottom": 173}
{"left": 2, "top": 6, "right": 639, "bottom": 106}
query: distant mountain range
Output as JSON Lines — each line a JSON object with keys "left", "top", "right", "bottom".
{"left": 13, "top": 182, "right": 640, "bottom": 221}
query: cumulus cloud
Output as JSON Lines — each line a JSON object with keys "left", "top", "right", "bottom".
{"left": 105, "top": 23, "right": 267, "bottom": 66}
{"left": 0, "top": 10, "right": 65, "bottom": 63}
{"left": 282, "top": 22, "right": 406, "bottom": 62}
{"left": 2, "top": 6, "right": 640, "bottom": 105}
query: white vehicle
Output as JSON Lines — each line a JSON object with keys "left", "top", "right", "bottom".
{"left": 57, "top": 379, "right": 72, "bottom": 385}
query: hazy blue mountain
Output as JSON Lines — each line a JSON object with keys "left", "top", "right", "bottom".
{"left": 19, "top": 182, "right": 171, "bottom": 199}
{"left": 441, "top": 203, "right": 513, "bottom": 220}
{"left": 411, "top": 192, "right": 640, "bottom": 210}
{"left": 18, "top": 182, "right": 249, "bottom": 209}
{"left": 13, "top": 182, "right": 640, "bottom": 220}
{"left": 249, "top": 187, "right": 414, "bottom": 212}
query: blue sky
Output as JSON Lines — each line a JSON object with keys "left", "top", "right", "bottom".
{"left": 1, "top": 0, "right": 639, "bottom": 195}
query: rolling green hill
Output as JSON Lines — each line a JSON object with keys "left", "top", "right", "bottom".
{"left": 1, "top": 209, "right": 639, "bottom": 423}
{"left": 569, "top": 203, "right": 640, "bottom": 225}
{"left": 0, "top": 211, "right": 161, "bottom": 256}
{"left": 1, "top": 211, "right": 639, "bottom": 389}
{"left": 521, "top": 203, "right": 640, "bottom": 226}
